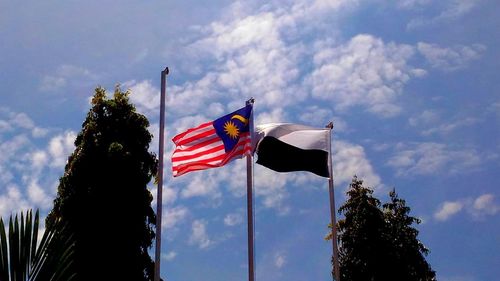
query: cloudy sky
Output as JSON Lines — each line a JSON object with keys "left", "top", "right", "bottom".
{"left": 1, "top": 0, "right": 499, "bottom": 280}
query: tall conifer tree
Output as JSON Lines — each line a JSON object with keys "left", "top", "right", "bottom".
{"left": 383, "top": 189, "right": 436, "bottom": 281}
{"left": 337, "top": 176, "right": 390, "bottom": 281}
{"left": 46, "top": 87, "right": 158, "bottom": 280}
{"left": 332, "top": 177, "right": 436, "bottom": 281}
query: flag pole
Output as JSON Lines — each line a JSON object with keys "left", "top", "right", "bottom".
{"left": 155, "top": 67, "right": 169, "bottom": 281}
{"left": 326, "top": 122, "right": 340, "bottom": 281}
{"left": 246, "top": 98, "right": 255, "bottom": 281}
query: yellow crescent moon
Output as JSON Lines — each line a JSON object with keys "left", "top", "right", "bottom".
{"left": 231, "top": 114, "right": 249, "bottom": 125}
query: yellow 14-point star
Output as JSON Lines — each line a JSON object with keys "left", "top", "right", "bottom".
{"left": 224, "top": 121, "right": 239, "bottom": 139}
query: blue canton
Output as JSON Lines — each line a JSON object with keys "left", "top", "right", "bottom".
{"left": 213, "top": 104, "right": 253, "bottom": 152}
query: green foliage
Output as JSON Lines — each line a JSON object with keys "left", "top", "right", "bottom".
{"left": 0, "top": 209, "right": 75, "bottom": 281}
{"left": 332, "top": 176, "right": 436, "bottom": 281}
{"left": 383, "top": 189, "right": 436, "bottom": 281}
{"left": 46, "top": 86, "right": 158, "bottom": 280}
{"left": 337, "top": 176, "right": 389, "bottom": 281}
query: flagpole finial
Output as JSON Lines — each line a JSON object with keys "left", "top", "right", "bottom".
{"left": 326, "top": 122, "right": 333, "bottom": 129}
{"left": 163, "top": 67, "right": 169, "bottom": 75}
{"left": 246, "top": 97, "right": 255, "bottom": 105}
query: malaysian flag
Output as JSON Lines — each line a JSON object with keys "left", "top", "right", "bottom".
{"left": 171, "top": 104, "right": 253, "bottom": 177}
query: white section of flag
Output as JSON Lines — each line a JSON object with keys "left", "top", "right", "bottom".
{"left": 254, "top": 123, "right": 330, "bottom": 151}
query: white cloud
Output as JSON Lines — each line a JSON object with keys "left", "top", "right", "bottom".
{"left": 417, "top": 42, "right": 486, "bottom": 71}
{"left": 27, "top": 180, "right": 52, "bottom": 209}
{"left": 48, "top": 131, "right": 76, "bottom": 168}
{"left": 332, "top": 140, "right": 381, "bottom": 190}
{"left": 409, "top": 111, "right": 481, "bottom": 136}
{"left": 471, "top": 194, "right": 499, "bottom": 218}
{"left": 0, "top": 135, "right": 29, "bottom": 166}
{"left": 421, "top": 117, "right": 480, "bottom": 136}
{"left": 31, "top": 151, "right": 49, "bottom": 170}
{"left": 255, "top": 108, "right": 288, "bottom": 126}
{"left": 10, "top": 113, "right": 35, "bottom": 129}
{"left": 32, "top": 127, "right": 49, "bottom": 138}
{"left": 177, "top": 10, "right": 305, "bottom": 111}
{"left": 224, "top": 212, "right": 244, "bottom": 226}
{"left": 164, "top": 205, "right": 189, "bottom": 229}
{"left": 387, "top": 142, "right": 481, "bottom": 176}
{"left": 434, "top": 201, "right": 464, "bottom": 221}
{"left": 0, "top": 109, "right": 74, "bottom": 217}
{"left": 161, "top": 251, "right": 178, "bottom": 262}
{"left": 397, "top": 0, "right": 431, "bottom": 9}
{"left": 0, "top": 185, "right": 30, "bottom": 217}
{"left": 298, "top": 106, "right": 335, "bottom": 128}
{"left": 407, "top": 0, "right": 481, "bottom": 29}
{"left": 157, "top": 0, "right": 361, "bottom": 123}
{"left": 163, "top": 187, "right": 178, "bottom": 206}
{"left": 409, "top": 110, "right": 439, "bottom": 127}
{"left": 39, "top": 64, "right": 97, "bottom": 92}
{"left": 253, "top": 166, "right": 291, "bottom": 214}
{"left": 274, "top": 252, "right": 287, "bottom": 268}
{"left": 0, "top": 120, "right": 12, "bottom": 133}
{"left": 39, "top": 76, "right": 66, "bottom": 92}
{"left": 180, "top": 174, "right": 221, "bottom": 200}
{"left": 434, "top": 194, "right": 499, "bottom": 221}
{"left": 0, "top": 166, "right": 13, "bottom": 184}
{"left": 288, "top": 0, "right": 359, "bottom": 22}
{"left": 189, "top": 219, "right": 212, "bottom": 249}
{"left": 125, "top": 80, "right": 160, "bottom": 118}
{"left": 307, "top": 34, "right": 420, "bottom": 117}
{"left": 0, "top": 110, "right": 49, "bottom": 138}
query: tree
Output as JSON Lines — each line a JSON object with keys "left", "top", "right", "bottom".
{"left": 330, "top": 177, "right": 436, "bottom": 281}
{"left": 0, "top": 209, "right": 75, "bottom": 281}
{"left": 46, "top": 87, "right": 158, "bottom": 280}
{"left": 336, "top": 176, "right": 390, "bottom": 281}
{"left": 383, "top": 189, "right": 436, "bottom": 281}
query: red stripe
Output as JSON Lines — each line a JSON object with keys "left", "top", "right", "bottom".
{"left": 174, "top": 163, "right": 220, "bottom": 176}
{"left": 172, "top": 121, "right": 213, "bottom": 144}
{"left": 220, "top": 140, "right": 251, "bottom": 165}
{"left": 175, "top": 128, "right": 217, "bottom": 146}
{"left": 172, "top": 144, "right": 225, "bottom": 162}
{"left": 173, "top": 136, "right": 221, "bottom": 154}
{"left": 172, "top": 143, "right": 249, "bottom": 174}
{"left": 171, "top": 131, "right": 252, "bottom": 177}
{"left": 174, "top": 163, "right": 219, "bottom": 175}
{"left": 172, "top": 153, "right": 226, "bottom": 172}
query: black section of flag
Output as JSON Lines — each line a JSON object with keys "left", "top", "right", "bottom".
{"left": 256, "top": 136, "right": 329, "bottom": 178}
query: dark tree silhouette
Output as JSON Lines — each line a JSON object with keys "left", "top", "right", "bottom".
{"left": 383, "top": 189, "right": 436, "bottom": 281}
{"left": 337, "top": 176, "right": 390, "bottom": 281}
{"left": 46, "top": 87, "right": 158, "bottom": 280}
{"left": 331, "top": 176, "right": 436, "bottom": 281}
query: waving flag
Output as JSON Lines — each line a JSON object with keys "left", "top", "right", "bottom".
{"left": 171, "top": 104, "right": 253, "bottom": 177}
{"left": 254, "top": 123, "right": 330, "bottom": 178}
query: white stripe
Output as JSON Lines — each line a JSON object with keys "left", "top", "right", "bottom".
{"left": 173, "top": 134, "right": 249, "bottom": 158}
{"left": 172, "top": 149, "right": 226, "bottom": 167}
{"left": 172, "top": 134, "right": 252, "bottom": 169}
{"left": 178, "top": 124, "right": 214, "bottom": 142}
{"left": 255, "top": 123, "right": 330, "bottom": 151}
{"left": 173, "top": 160, "right": 222, "bottom": 175}
{"left": 173, "top": 139, "right": 224, "bottom": 157}
{"left": 176, "top": 159, "right": 222, "bottom": 170}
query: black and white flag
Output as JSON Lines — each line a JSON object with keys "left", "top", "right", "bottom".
{"left": 254, "top": 123, "right": 330, "bottom": 178}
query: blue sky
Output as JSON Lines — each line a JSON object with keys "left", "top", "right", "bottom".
{"left": 1, "top": 0, "right": 499, "bottom": 280}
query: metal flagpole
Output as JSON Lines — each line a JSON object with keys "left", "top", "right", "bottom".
{"left": 246, "top": 98, "right": 255, "bottom": 281}
{"left": 326, "top": 122, "right": 340, "bottom": 281}
{"left": 154, "top": 67, "right": 169, "bottom": 281}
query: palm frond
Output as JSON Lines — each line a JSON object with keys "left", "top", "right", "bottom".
{"left": 0, "top": 209, "right": 76, "bottom": 281}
